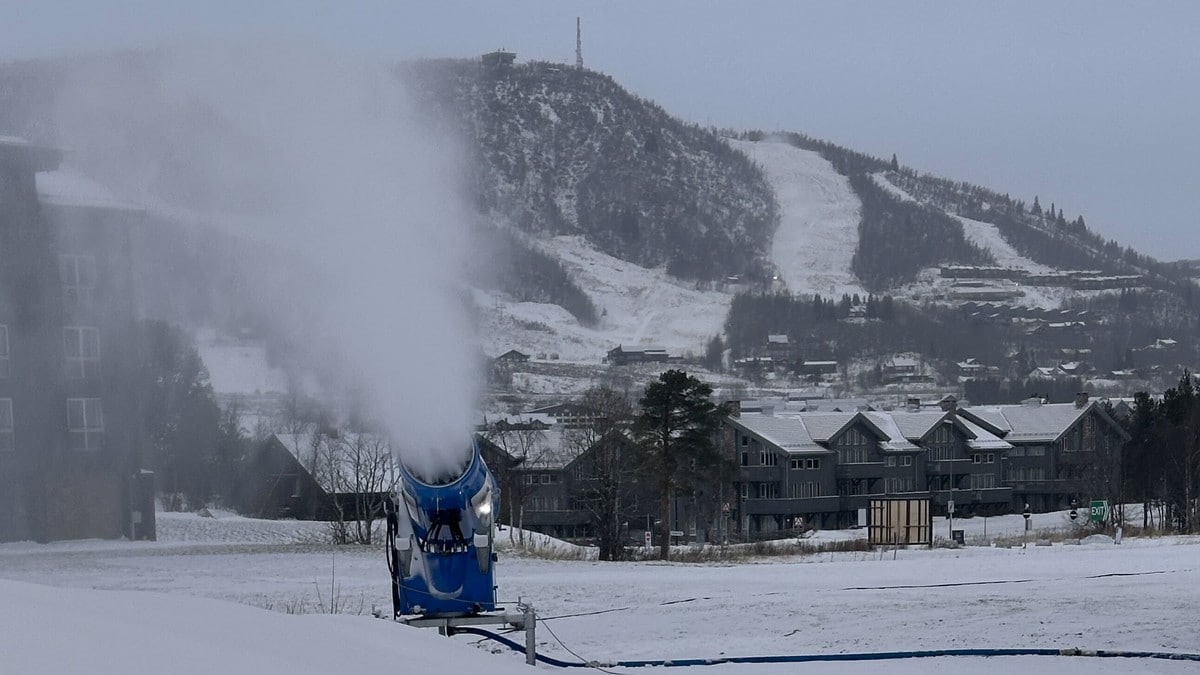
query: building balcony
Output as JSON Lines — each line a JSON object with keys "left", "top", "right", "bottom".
{"left": 742, "top": 496, "right": 841, "bottom": 516}
{"left": 926, "top": 459, "right": 973, "bottom": 475}
{"left": 834, "top": 462, "right": 884, "bottom": 479}
{"left": 931, "top": 487, "right": 1012, "bottom": 507}
{"left": 1006, "top": 480, "right": 1069, "bottom": 495}
{"left": 739, "top": 465, "right": 783, "bottom": 481}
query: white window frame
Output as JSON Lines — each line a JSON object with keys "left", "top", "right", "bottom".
{"left": 66, "top": 397, "right": 104, "bottom": 451}
{"left": 63, "top": 326, "right": 101, "bottom": 379}
{"left": 59, "top": 254, "right": 97, "bottom": 307}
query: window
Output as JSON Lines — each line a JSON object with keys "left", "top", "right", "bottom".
{"left": 789, "top": 482, "right": 820, "bottom": 498}
{"left": 739, "top": 483, "right": 749, "bottom": 499}
{"left": 971, "top": 453, "right": 982, "bottom": 464}
{"left": 63, "top": 327, "right": 101, "bottom": 378}
{"left": 806, "top": 458, "right": 820, "bottom": 470}
{"left": 757, "top": 483, "right": 778, "bottom": 499}
{"left": 1026, "top": 445, "right": 1046, "bottom": 457}
{"left": 761, "top": 452, "right": 778, "bottom": 467}
{"left": 985, "top": 453, "right": 995, "bottom": 464}
{"left": 790, "top": 457, "right": 804, "bottom": 470}
{"left": 525, "top": 474, "right": 537, "bottom": 485}
{"left": 1009, "top": 446, "right": 1026, "bottom": 457}
{"left": 901, "top": 455, "right": 913, "bottom": 467}
{"left": 884, "top": 477, "right": 915, "bottom": 493}
{"left": 741, "top": 435, "right": 749, "bottom": 447}
{"left": 969, "top": 474, "right": 996, "bottom": 489}
{"left": 0, "top": 398, "right": 12, "bottom": 452}
{"left": 0, "top": 325, "right": 9, "bottom": 378}
{"left": 837, "top": 446, "right": 870, "bottom": 464}
{"left": 66, "top": 398, "right": 104, "bottom": 451}
{"left": 885, "top": 456, "right": 896, "bottom": 467}
{"left": 59, "top": 255, "right": 97, "bottom": 307}
{"left": 741, "top": 451, "right": 749, "bottom": 466}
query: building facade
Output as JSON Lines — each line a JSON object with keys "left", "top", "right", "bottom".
{"left": 0, "top": 138, "right": 151, "bottom": 543}
{"left": 725, "top": 395, "right": 1124, "bottom": 536}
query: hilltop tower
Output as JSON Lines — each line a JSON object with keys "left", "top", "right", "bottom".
{"left": 576, "top": 17, "right": 584, "bottom": 70}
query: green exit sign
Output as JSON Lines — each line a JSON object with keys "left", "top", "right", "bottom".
{"left": 1090, "top": 500, "right": 1109, "bottom": 522}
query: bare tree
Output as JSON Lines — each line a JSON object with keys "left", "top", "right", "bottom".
{"left": 305, "top": 432, "right": 396, "bottom": 544}
{"left": 563, "top": 387, "right": 638, "bottom": 560}
{"left": 485, "top": 419, "right": 549, "bottom": 545}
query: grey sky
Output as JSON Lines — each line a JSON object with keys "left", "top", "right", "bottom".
{"left": 3, "top": 1, "right": 1197, "bottom": 260}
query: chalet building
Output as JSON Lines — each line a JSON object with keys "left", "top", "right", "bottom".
{"left": 0, "top": 138, "right": 152, "bottom": 543}
{"left": 521, "top": 402, "right": 604, "bottom": 429}
{"left": 494, "top": 349, "right": 530, "bottom": 364}
{"left": 477, "top": 424, "right": 654, "bottom": 542}
{"left": 765, "top": 334, "right": 791, "bottom": 362}
{"left": 607, "top": 344, "right": 669, "bottom": 366}
{"left": 724, "top": 393, "right": 1124, "bottom": 535}
{"left": 727, "top": 407, "right": 1010, "bottom": 533}
{"left": 957, "top": 394, "right": 1128, "bottom": 512}
{"left": 246, "top": 432, "right": 396, "bottom": 520}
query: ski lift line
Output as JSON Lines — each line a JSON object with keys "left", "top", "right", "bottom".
{"left": 457, "top": 628, "right": 1200, "bottom": 668}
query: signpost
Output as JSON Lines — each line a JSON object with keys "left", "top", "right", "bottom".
{"left": 643, "top": 530, "right": 652, "bottom": 552}
{"left": 1090, "top": 500, "right": 1110, "bottom": 523}
{"left": 1022, "top": 503, "right": 1031, "bottom": 549}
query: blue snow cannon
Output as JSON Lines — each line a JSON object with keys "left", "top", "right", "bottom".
{"left": 386, "top": 438, "right": 499, "bottom": 617}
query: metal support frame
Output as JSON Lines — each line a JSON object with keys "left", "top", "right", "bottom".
{"left": 399, "top": 604, "right": 537, "bottom": 666}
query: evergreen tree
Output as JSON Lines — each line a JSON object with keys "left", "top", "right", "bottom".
{"left": 1032, "top": 196, "right": 1042, "bottom": 216}
{"left": 890, "top": 153, "right": 899, "bottom": 171}
{"left": 634, "top": 370, "right": 731, "bottom": 560}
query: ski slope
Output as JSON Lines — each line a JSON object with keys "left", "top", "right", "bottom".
{"left": 730, "top": 138, "right": 867, "bottom": 298}
{"left": 477, "top": 235, "right": 732, "bottom": 363}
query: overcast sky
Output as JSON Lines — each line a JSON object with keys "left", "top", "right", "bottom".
{"left": 3, "top": 1, "right": 1197, "bottom": 260}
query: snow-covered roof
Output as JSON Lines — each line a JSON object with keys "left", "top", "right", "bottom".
{"left": 860, "top": 412, "right": 920, "bottom": 451}
{"left": 36, "top": 170, "right": 141, "bottom": 212}
{"left": 731, "top": 413, "right": 826, "bottom": 455}
{"left": 272, "top": 432, "right": 397, "bottom": 494}
{"left": 959, "top": 402, "right": 1093, "bottom": 443}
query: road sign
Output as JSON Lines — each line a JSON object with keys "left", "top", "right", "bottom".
{"left": 643, "top": 531, "right": 652, "bottom": 549}
{"left": 1069, "top": 509, "right": 1078, "bottom": 521}
{"left": 947, "top": 500, "right": 955, "bottom": 515}
{"left": 722, "top": 502, "right": 731, "bottom": 514}
{"left": 1090, "top": 500, "right": 1109, "bottom": 522}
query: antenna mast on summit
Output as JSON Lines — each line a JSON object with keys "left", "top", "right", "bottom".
{"left": 576, "top": 17, "right": 584, "bottom": 70}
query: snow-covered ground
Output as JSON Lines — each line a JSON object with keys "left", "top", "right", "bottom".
{"left": 730, "top": 139, "right": 867, "bottom": 299}
{"left": 3, "top": 510, "right": 1198, "bottom": 674}
{"left": 196, "top": 337, "right": 293, "bottom": 396}
{"left": 478, "top": 235, "right": 734, "bottom": 363}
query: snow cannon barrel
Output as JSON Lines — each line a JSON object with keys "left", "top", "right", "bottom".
{"left": 387, "top": 438, "right": 499, "bottom": 617}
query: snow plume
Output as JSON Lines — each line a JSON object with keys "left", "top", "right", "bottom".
{"left": 52, "top": 44, "right": 477, "bottom": 481}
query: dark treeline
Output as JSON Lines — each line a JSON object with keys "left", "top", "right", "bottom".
{"left": 471, "top": 223, "right": 599, "bottom": 326}
{"left": 1122, "top": 372, "right": 1200, "bottom": 533}
{"left": 848, "top": 173, "right": 994, "bottom": 291}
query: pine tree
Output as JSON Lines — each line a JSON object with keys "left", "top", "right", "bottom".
{"left": 890, "top": 153, "right": 899, "bottom": 171}
{"left": 1032, "top": 196, "right": 1042, "bottom": 216}
{"left": 634, "top": 370, "right": 731, "bottom": 560}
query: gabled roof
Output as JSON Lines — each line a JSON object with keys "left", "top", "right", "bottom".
{"left": 271, "top": 432, "right": 398, "bottom": 494}
{"left": 958, "top": 401, "right": 1124, "bottom": 443}
{"left": 800, "top": 412, "right": 918, "bottom": 452}
{"left": 480, "top": 426, "right": 584, "bottom": 470}
{"left": 729, "top": 414, "right": 827, "bottom": 455}
{"left": 888, "top": 410, "right": 1011, "bottom": 451}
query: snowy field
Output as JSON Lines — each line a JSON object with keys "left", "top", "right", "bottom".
{"left": 3, "top": 510, "right": 1199, "bottom": 674}
{"left": 729, "top": 139, "right": 866, "bottom": 299}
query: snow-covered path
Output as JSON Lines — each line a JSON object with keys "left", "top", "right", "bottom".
{"left": 730, "top": 139, "right": 867, "bottom": 298}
